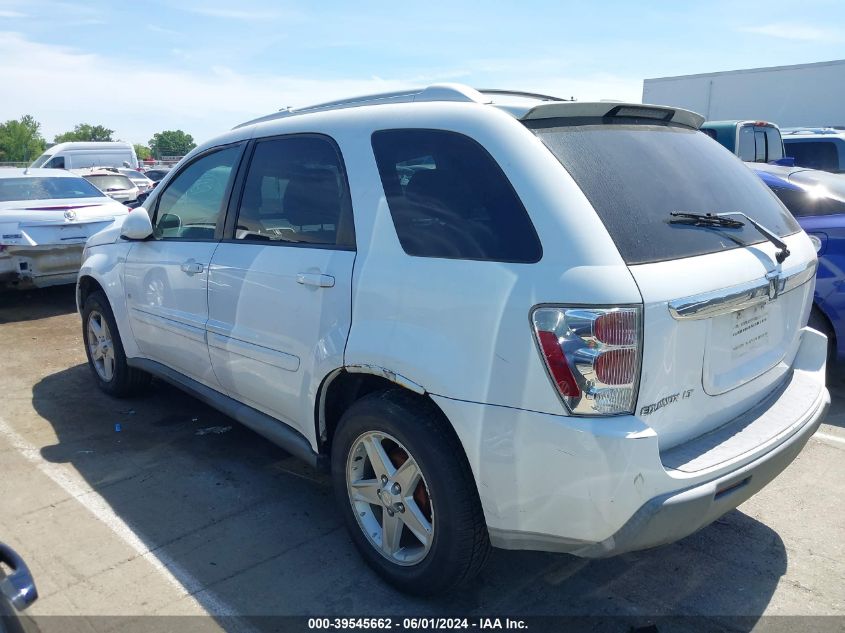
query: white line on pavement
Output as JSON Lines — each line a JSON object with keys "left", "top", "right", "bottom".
{"left": 814, "top": 431, "right": 845, "bottom": 446}
{"left": 0, "top": 413, "right": 257, "bottom": 630}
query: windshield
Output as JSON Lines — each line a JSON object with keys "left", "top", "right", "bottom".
{"left": 530, "top": 120, "right": 800, "bottom": 265}
{"left": 122, "top": 170, "right": 147, "bottom": 179}
{"left": 84, "top": 175, "right": 134, "bottom": 191}
{"left": 30, "top": 154, "right": 51, "bottom": 168}
{"left": 0, "top": 176, "right": 106, "bottom": 202}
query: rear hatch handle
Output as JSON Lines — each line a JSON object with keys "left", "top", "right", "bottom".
{"left": 0, "top": 543, "right": 38, "bottom": 611}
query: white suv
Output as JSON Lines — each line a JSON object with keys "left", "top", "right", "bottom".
{"left": 76, "top": 84, "right": 830, "bottom": 595}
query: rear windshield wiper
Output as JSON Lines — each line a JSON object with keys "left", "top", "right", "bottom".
{"left": 669, "top": 212, "right": 790, "bottom": 263}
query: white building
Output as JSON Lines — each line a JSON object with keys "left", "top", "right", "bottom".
{"left": 642, "top": 59, "right": 845, "bottom": 127}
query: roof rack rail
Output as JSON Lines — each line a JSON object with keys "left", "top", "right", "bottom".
{"left": 234, "top": 83, "right": 488, "bottom": 129}
{"left": 477, "top": 89, "right": 571, "bottom": 102}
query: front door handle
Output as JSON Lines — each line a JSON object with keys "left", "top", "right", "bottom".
{"left": 297, "top": 272, "right": 335, "bottom": 288}
{"left": 180, "top": 260, "right": 204, "bottom": 275}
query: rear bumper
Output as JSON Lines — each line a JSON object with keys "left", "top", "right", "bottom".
{"left": 574, "top": 384, "right": 826, "bottom": 557}
{"left": 434, "top": 327, "right": 829, "bottom": 556}
{"left": 0, "top": 245, "right": 84, "bottom": 289}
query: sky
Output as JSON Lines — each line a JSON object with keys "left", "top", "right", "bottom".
{"left": 1, "top": 0, "right": 844, "bottom": 146}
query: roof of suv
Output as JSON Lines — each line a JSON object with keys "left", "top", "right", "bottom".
{"left": 235, "top": 83, "right": 705, "bottom": 131}
{"left": 782, "top": 128, "right": 845, "bottom": 138}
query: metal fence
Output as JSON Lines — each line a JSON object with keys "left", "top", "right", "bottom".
{"left": 0, "top": 162, "right": 29, "bottom": 168}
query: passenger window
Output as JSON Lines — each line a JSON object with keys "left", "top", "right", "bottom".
{"left": 154, "top": 145, "right": 240, "bottom": 240}
{"left": 234, "top": 136, "right": 349, "bottom": 246}
{"left": 45, "top": 156, "right": 65, "bottom": 169}
{"left": 371, "top": 129, "right": 542, "bottom": 263}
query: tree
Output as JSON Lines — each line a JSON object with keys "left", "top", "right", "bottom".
{"left": 54, "top": 123, "right": 114, "bottom": 143}
{"left": 134, "top": 144, "right": 152, "bottom": 160}
{"left": 0, "top": 115, "right": 46, "bottom": 163}
{"left": 149, "top": 130, "right": 196, "bottom": 159}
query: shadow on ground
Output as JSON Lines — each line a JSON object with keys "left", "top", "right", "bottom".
{"left": 0, "top": 286, "right": 77, "bottom": 324}
{"left": 29, "top": 363, "right": 791, "bottom": 630}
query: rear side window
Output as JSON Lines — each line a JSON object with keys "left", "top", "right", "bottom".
{"left": 771, "top": 186, "right": 845, "bottom": 217}
{"left": 786, "top": 140, "right": 841, "bottom": 172}
{"left": 531, "top": 121, "right": 800, "bottom": 265}
{"left": 234, "top": 135, "right": 351, "bottom": 247}
{"left": 371, "top": 129, "right": 541, "bottom": 262}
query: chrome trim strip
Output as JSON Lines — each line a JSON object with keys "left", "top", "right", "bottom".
{"left": 668, "top": 260, "right": 817, "bottom": 320}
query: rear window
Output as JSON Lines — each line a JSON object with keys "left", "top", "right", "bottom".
{"left": 530, "top": 120, "right": 800, "bottom": 265}
{"left": 737, "top": 125, "right": 783, "bottom": 163}
{"left": 770, "top": 186, "right": 845, "bottom": 218}
{"left": 0, "top": 177, "right": 105, "bottom": 202}
{"left": 84, "top": 175, "right": 134, "bottom": 192}
{"left": 371, "top": 129, "right": 542, "bottom": 263}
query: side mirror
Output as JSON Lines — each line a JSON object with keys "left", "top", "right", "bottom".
{"left": 120, "top": 207, "right": 153, "bottom": 240}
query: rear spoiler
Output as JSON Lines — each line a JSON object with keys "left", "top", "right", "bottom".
{"left": 520, "top": 102, "right": 705, "bottom": 129}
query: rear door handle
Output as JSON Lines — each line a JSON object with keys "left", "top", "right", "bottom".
{"left": 297, "top": 272, "right": 335, "bottom": 288}
{"left": 180, "top": 260, "right": 204, "bottom": 275}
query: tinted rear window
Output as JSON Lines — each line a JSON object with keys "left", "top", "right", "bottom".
{"left": 371, "top": 129, "right": 542, "bottom": 263}
{"left": 530, "top": 120, "right": 800, "bottom": 265}
{"left": 84, "top": 175, "right": 133, "bottom": 191}
{"left": 770, "top": 186, "right": 845, "bottom": 217}
{"left": 0, "top": 177, "right": 105, "bottom": 202}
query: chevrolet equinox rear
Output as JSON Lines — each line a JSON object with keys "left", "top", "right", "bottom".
{"left": 76, "top": 84, "right": 830, "bottom": 595}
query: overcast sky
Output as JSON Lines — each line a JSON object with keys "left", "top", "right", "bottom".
{"left": 1, "top": 0, "right": 844, "bottom": 145}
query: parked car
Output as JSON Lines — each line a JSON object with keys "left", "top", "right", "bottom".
{"left": 117, "top": 168, "right": 155, "bottom": 194}
{"left": 73, "top": 169, "right": 139, "bottom": 204}
{"left": 77, "top": 84, "right": 829, "bottom": 594}
{"left": 753, "top": 168, "right": 845, "bottom": 363}
{"left": 0, "top": 542, "right": 38, "bottom": 633}
{"left": 30, "top": 141, "right": 138, "bottom": 170}
{"left": 782, "top": 128, "right": 845, "bottom": 174}
{"left": 0, "top": 169, "right": 129, "bottom": 289}
{"left": 702, "top": 119, "right": 845, "bottom": 202}
{"left": 142, "top": 167, "right": 171, "bottom": 182}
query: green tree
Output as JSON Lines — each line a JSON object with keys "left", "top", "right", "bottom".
{"left": 54, "top": 123, "right": 114, "bottom": 143}
{"left": 149, "top": 130, "right": 196, "bottom": 159}
{"left": 0, "top": 115, "right": 46, "bottom": 163}
{"left": 134, "top": 144, "right": 152, "bottom": 160}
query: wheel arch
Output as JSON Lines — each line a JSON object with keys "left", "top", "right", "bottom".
{"left": 77, "top": 274, "right": 106, "bottom": 313}
{"left": 315, "top": 365, "right": 454, "bottom": 455}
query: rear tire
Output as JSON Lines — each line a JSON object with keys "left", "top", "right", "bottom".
{"left": 331, "top": 389, "right": 490, "bottom": 595}
{"left": 82, "top": 291, "right": 151, "bottom": 397}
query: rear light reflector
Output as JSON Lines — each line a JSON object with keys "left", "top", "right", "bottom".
{"left": 532, "top": 306, "right": 642, "bottom": 416}
{"left": 537, "top": 331, "right": 580, "bottom": 396}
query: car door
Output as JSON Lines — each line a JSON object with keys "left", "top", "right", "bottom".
{"left": 207, "top": 134, "right": 356, "bottom": 438}
{"left": 124, "top": 143, "right": 244, "bottom": 387}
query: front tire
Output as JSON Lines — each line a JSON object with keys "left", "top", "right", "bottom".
{"left": 331, "top": 389, "right": 490, "bottom": 595}
{"left": 82, "top": 291, "right": 151, "bottom": 397}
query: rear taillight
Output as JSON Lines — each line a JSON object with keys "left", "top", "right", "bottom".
{"left": 532, "top": 307, "right": 642, "bottom": 416}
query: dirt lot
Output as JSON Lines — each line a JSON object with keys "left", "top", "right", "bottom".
{"left": 1, "top": 286, "right": 843, "bottom": 630}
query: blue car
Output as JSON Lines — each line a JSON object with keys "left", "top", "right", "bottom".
{"left": 753, "top": 168, "right": 845, "bottom": 364}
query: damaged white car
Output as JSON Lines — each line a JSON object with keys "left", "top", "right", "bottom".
{"left": 0, "top": 168, "right": 129, "bottom": 289}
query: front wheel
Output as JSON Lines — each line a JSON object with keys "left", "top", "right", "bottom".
{"left": 331, "top": 389, "right": 490, "bottom": 595}
{"left": 82, "top": 291, "right": 151, "bottom": 397}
